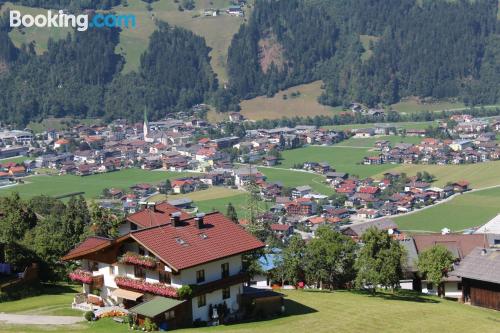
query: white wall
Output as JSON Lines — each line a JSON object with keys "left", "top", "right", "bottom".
{"left": 191, "top": 284, "right": 242, "bottom": 322}
{"left": 171, "top": 255, "right": 242, "bottom": 288}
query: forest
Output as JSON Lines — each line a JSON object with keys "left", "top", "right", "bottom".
{"left": 1, "top": 0, "right": 500, "bottom": 125}
{"left": 228, "top": 0, "right": 500, "bottom": 108}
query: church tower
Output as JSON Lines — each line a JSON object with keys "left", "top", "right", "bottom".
{"left": 143, "top": 108, "right": 150, "bottom": 141}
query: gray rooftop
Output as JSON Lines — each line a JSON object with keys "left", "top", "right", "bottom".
{"left": 452, "top": 247, "right": 500, "bottom": 284}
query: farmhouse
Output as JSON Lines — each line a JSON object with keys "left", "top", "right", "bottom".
{"left": 452, "top": 247, "right": 500, "bottom": 311}
{"left": 63, "top": 210, "right": 265, "bottom": 328}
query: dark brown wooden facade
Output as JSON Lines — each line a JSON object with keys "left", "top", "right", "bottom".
{"left": 462, "top": 278, "right": 500, "bottom": 311}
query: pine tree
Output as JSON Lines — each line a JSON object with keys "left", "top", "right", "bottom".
{"left": 226, "top": 203, "right": 239, "bottom": 224}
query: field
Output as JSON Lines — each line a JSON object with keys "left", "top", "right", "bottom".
{"left": 257, "top": 167, "right": 334, "bottom": 195}
{"left": 1, "top": 288, "right": 499, "bottom": 333}
{"left": 195, "top": 192, "right": 251, "bottom": 218}
{"left": 395, "top": 186, "right": 500, "bottom": 232}
{"left": 336, "top": 136, "right": 422, "bottom": 148}
{"left": 0, "top": 156, "right": 29, "bottom": 164}
{"left": 323, "top": 121, "right": 437, "bottom": 131}
{"left": 373, "top": 160, "right": 500, "bottom": 189}
{"left": 238, "top": 81, "right": 343, "bottom": 121}
{"left": 0, "top": 169, "right": 194, "bottom": 199}
{"left": 147, "top": 187, "right": 244, "bottom": 203}
{"left": 26, "top": 117, "right": 102, "bottom": 134}
{"left": 389, "top": 99, "right": 466, "bottom": 114}
{"left": 277, "top": 146, "right": 393, "bottom": 178}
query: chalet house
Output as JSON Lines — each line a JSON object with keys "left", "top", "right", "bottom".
{"left": 291, "top": 185, "right": 312, "bottom": 198}
{"left": 172, "top": 179, "right": 195, "bottom": 194}
{"left": 63, "top": 211, "right": 265, "bottom": 328}
{"left": 285, "top": 199, "right": 317, "bottom": 216}
{"left": 409, "top": 234, "right": 487, "bottom": 298}
{"left": 341, "top": 219, "right": 399, "bottom": 240}
{"left": 452, "top": 247, "right": 500, "bottom": 311}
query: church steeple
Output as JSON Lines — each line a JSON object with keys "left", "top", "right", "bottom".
{"left": 143, "top": 107, "right": 149, "bottom": 140}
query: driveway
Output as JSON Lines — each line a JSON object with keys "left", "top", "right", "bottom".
{"left": 0, "top": 313, "right": 83, "bottom": 325}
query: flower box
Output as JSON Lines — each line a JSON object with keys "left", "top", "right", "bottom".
{"left": 69, "top": 269, "right": 93, "bottom": 284}
{"left": 119, "top": 252, "right": 158, "bottom": 269}
{"left": 115, "top": 276, "right": 178, "bottom": 298}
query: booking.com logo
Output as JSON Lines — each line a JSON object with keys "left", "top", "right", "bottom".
{"left": 9, "top": 10, "right": 136, "bottom": 32}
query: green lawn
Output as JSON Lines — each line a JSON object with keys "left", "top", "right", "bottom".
{"left": 278, "top": 146, "right": 394, "bottom": 178}
{"left": 257, "top": 167, "right": 334, "bottom": 195}
{"left": 323, "top": 121, "right": 437, "bottom": 131}
{"left": 336, "top": 135, "right": 422, "bottom": 148}
{"left": 0, "top": 289, "right": 499, "bottom": 333}
{"left": 0, "top": 284, "right": 82, "bottom": 317}
{"left": 390, "top": 100, "right": 466, "bottom": 114}
{"left": 195, "top": 192, "right": 252, "bottom": 219}
{"left": 373, "top": 160, "right": 500, "bottom": 189}
{"left": 395, "top": 186, "right": 500, "bottom": 232}
{"left": 0, "top": 169, "right": 194, "bottom": 199}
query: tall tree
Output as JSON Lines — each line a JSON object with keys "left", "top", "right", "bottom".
{"left": 355, "top": 227, "right": 406, "bottom": 292}
{"left": 304, "top": 226, "right": 357, "bottom": 290}
{"left": 226, "top": 202, "right": 239, "bottom": 224}
{"left": 417, "top": 245, "right": 455, "bottom": 297}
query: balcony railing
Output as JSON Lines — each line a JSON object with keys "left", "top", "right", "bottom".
{"left": 118, "top": 252, "right": 159, "bottom": 270}
{"left": 115, "top": 276, "right": 178, "bottom": 298}
{"left": 68, "top": 269, "right": 103, "bottom": 288}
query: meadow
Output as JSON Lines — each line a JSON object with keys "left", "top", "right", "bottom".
{"left": 0, "top": 287, "right": 499, "bottom": 333}
{"left": 0, "top": 169, "right": 193, "bottom": 199}
{"left": 277, "top": 146, "right": 394, "bottom": 178}
{"left": 257, "top": 167, "right": 335, "bottom": 195}
{"left": 322, "top": 121, "right": 437, "bottom": 131}
{"left": 238, "top": 81, "right": 343, "bottom": 121}
{"left": 395, "top": 186, "right": 500, "bottom": 232}
{"left": 336, "top": 135, "right": 422, "bottom": 148}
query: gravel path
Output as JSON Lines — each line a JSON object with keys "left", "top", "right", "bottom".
{"left": 0, "top": 313, "right": 83, "bottom": 325}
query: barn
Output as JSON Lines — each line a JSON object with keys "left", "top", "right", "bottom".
{"left": 452, "top": 247, "right": 500, "bottom": 311}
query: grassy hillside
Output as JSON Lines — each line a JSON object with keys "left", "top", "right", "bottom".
{"left": 238, "top": 81, "right": 342, "bottom": 120}
{"left": 395, "top": 186, "right": 500, "bottom": 232}
{"left": 0, "top": 2, "right": 72, "bottom": 53}
{"left": 373, "top": 160, "right": 500, "bottom": 189}
{"left": 0, "top": 289, "right": 499, "bottom": 333}
{"left": 1, "top": 0, "right": 244, "bottom": 81}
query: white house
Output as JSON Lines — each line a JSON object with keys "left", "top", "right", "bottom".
{"left": 63, "top": 205, "right": 265, "bottom": 328}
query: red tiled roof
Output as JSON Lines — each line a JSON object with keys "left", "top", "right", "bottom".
{"left": 131, "top": 212, "right": 265, "bottom": 270}
{"left": 126, "top": 202, "right": 190, "bottom": 228}
{"left": 358, "top": 186, "right": 379, "bottom": 194}
{"left": 62, "top": 236, "right": 112, "bottom": 260}
{"left": 271, "top": 224, "right": 292, "bottom": 231}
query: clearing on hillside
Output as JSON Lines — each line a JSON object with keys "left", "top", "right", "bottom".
{"left": 239, "top": 81, "right": 342, "bottom": 120}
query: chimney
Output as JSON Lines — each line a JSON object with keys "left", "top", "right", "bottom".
{"left": 195, "top": 213, "right": 205, "bottom": 229}
{"left": 170, "top": 212, "right": 181, "bottom": 227}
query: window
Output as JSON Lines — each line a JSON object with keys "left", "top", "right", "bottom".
{"left": 196, "top": 269, "right": 205, "bottom": 283}
{"left": 197, "top": 294, "right": 206, "bottom": 308}
{"left": 457, "top": 282, "right": 462, "bottom": 291}
{"left": 164, "top": 310, "right": 175, "bottom": 320}
{"left": 426, "top": 282, "right": 433, "bottom": 290}
{"left": 159, "top": 271, "right": 171, "bottom": 284}
{"left": 221, "top": 263, "right": 229, "bottom": 279}
{"left": 222, "top": 287, "right": 230, "bottom": 300}
{"left": 90, "top": 261, "right": 98, "bottom": 272}
{"left": 138, "top": 247, "right": 145, "bottom": 256}
{"left": 134, "top": 266, "right": 145, "bottom": 279}
{"left": 131, "top": 223, "right": 138, "bottom": 231}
